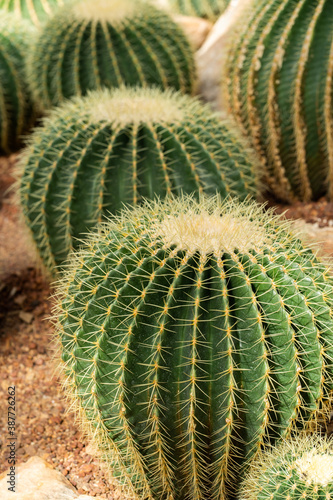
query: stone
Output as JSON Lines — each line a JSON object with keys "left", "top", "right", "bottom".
{"left": 173, "top": 15, "right": 213, "bottom": 50}
{"left": 0, "top": 457, "right": 100, "bottom": 500}
{"left": 196, "top": 0, "right": 254, "bottom": 111}
{"left": 18, "top": 311, "right": 34, "bottom": 324}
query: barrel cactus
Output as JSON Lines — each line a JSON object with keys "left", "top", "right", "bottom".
{"left": 26, "top": 0, "right": 195, "bottom": 109}
{"left": 54, "top": 195, "right": 333, "bottom": 500}
{"left": 0, "top": 0, "right": 66, "bottom": 25}
{"left": 239, "top": 434, "right": 333, "bottom": 500}
{"left": 0, "top": 12, "right": 37, "bottom": 154}
{"left": 170, "top": 0, "right": 230, "bottom": 21}
{"left": 18, "top": 86, "right": 259, "bottom": 271}
{"left": 226, "top": 0, "right": 333, "bottom": 202}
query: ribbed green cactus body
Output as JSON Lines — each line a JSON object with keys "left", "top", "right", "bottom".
{"left": 19, "top": 87, "right": 258, "bottom": 271}
{"left": 0, "top": 12, "right": 36, "bottom": 153}
{"left": 239, "top": 435, "right": 333, "bottom": 500}
{"left": 0, "top": 0, "right": 65, "bottom": 25}
{"left": 227, "top": 0, "right": 333, "bottom": 202}
{"left": 170, "top": 0, "right": 230, "bottom": 21}
{"left": 27, "top": 0, "right": 195, "bottom": 109}
{"left": 55, "top": 197, "right": 333, "bottom": 500}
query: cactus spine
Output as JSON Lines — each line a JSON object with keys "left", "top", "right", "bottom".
{"left": 0, "top": 0, "right": 66, "bottom": 25}
{"left": 0, "top": 12, "right": 37, "bottom": 154}
{"left": 226, "top": 0, "right": 333, "bottom": 202}
{"left": 239, "top": 434, "right": 333, "bottom": 500}
{"left": 170, "top": 0, "right": 230, "bottom": 21}
{"left": 26, "top": 0, "right": 196, "bottom": 109}
{"left": 19, "top": 86, "right": 259, "bottom": 271}
{"left": 55, "top": 195, "right": 333, "bottom": 500}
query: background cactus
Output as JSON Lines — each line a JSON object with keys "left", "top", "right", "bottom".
{"left": 18, "top": 86, "right": 259, "bottom": 271}
{"left": 170, "top": 0, "right": 230, "bottom": 21}
{"left": 0, "top": 12, "right": 37, "bottom": 154}
{"left": 26, "top": 0, "right": 196, "bottom": 109}
{"left": 239, "top": 434, "right": 333, "bottom": 500}
{"left": 226, "top": 0, "right": 333, "bottom": 202}
{"left": 55, "top": 195, "right": 333, "bottom": 500}
{"left": 0, "top": 0, "right": 66, "bottom": 25}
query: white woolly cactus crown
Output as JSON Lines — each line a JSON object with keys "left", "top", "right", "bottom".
{"left": 80, "top": 87, "right": 187, "bottom": 125}
{"left": 151, "top": 200, "right": 271, "bottom": 255}
{"left": 71, "top": 0, "right": 140, "bottom": 23}
{"left": 295, "top": 451, "right": 333, "bottom": 487}
{"left": 84, "top": 194, "right": 287, "bottom": 257}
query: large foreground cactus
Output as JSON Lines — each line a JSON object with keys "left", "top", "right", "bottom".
{"left": 19, "top": 86, "right": 259, "bottom": 271}
{"left": 226, "top": 0, "right": 333, "bottom": 202}
{"left": 239, "top": 434, "right": 333, "bottom": 500}
{"left": 170, "top": 0, "right": 230, "bottom": 21}
{"left": 0, "top": 0, "right": 66, "bottom": 25}
{"left": 27, "top": 0, "right": 195, "bottom": 109}
{"left": 55, "top": 195, "right": 333, "bottom": 500}
{"left": 0, "top": 12, "right": 36, "bottom": 153}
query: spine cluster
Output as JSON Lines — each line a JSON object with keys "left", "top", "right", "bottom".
{"left": 227, "top": 0, "right": 333, "bottom": 202}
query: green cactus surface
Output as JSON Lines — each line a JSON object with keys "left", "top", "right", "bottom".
{"left": 0, "top": 12, "right": 37, "bottom": 154}
{"left": 239, "top": 434, "right": 333, "bottom": 500}
{"left": 170, "top": 0, "right": 230, "bottom": 21}
{"left": 26, "top": 0, "right": 195, "bottom": 109}
{"left": 0, "top": 0, "right": 66, "bottom": 25}
{"left": 54, "top": 195, "right": 333, "bottom": 500}
{"left": 18, "top": 86, "right": 259, "bottom": 272}
{"left": 226, "top": 0, "right": 333, "bottom": 202}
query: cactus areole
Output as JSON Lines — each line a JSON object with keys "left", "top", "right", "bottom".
{"left": 56, "top": 196, "right": 333, "bottom": 500}
{"left": 239, "top": 435, "right": 333, "bottom": 500}
{"left": 27, "top": 0, "right": 195, "bottom": 109}
{"left": 19, "top": 87, "right": 258, "bottom": 271}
